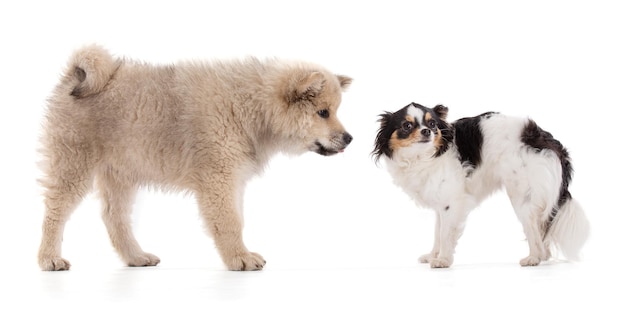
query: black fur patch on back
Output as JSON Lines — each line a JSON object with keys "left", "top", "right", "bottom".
{"left": 521, "top": 120, "right": 573, "bottom": 215}
{"left": 452, "top": 112, "right": 497, "bottom": 173}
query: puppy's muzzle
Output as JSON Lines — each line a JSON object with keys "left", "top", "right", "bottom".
{"left": 314, "top": 132, "right": 353, "bottom": 156}
{"left": 342, "top": 132, "right": 353, "bottom": 146}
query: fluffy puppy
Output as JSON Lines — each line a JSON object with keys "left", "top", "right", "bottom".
{"left": 38, "top": 44, "right": 353, "bottom": 271}
{"left": 373, "top": 102, "right": 589, "bottom": 268}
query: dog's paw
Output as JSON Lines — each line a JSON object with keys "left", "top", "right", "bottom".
{"left": 225, "top": 252, "right": 266, "bottom": 271}
{"left": 125, "top": 252, "right": 161, "bottom": 267}
{"left": 429, "top": 257, "right": 452, "bottom": 268}
{"left": 519, "top": 256, "right": 541, "bottom": 267}
{"left": 39, "top": 256, "right": 71, "bottom": 271}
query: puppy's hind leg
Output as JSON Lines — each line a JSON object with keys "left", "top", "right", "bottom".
{"left": 38, "top": 148, "right": 95, "bottom": 271}
{"left": 39, "top": 178, "right": 92, "bottom": 271}
{"left": 97, "top": 169, "right": 160, "bottom": 267}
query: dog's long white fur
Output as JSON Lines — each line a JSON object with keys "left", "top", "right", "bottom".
{"left": 385, "top": 112, "right": 589, "bottom": 267}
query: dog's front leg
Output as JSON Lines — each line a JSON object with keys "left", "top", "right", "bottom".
{"left": 195, "top": 180, "right": 266, "bottom": 271}
{"left": 419, "top": 213, "right": 441, "bottom": 264}
{"left": 429, "top": 208, "right": 468, "bottom": 268}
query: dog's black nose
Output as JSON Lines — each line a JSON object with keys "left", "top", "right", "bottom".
{"left": 421, "top": 129, "right": 431, "bottom": 137}
{"left": 343, "top": 133, "right": 353, "bottom": 145}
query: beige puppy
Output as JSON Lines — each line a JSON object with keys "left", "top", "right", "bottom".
{"left": 38, "top": 45, "right": 352, "bottom": 271}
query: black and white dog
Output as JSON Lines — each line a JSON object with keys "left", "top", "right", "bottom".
{"left": 373, "top": 102, "right": 589, "bottom": 268}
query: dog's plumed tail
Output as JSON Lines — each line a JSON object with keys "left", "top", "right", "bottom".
{"left": 546, "top": 198, "right": 590, "bottom": 261}
{"left": 64, "top": 44, "right": 119, "bottom": 98}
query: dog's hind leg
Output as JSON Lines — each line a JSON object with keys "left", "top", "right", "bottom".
{"left": 509, "top": 195, "right": 550, "bottom": 266}
{"left": 96, "top": 168, "right": 160, "bottom": 267}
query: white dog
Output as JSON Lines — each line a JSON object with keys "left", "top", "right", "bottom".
{"left": 373, "top": 102, "right": 589, "bottom": 267}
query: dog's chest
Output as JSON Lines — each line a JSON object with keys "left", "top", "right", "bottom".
{"left": 387, "top": 158, "right": 465, "bottom": 209}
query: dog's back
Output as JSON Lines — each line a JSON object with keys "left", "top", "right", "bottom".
{"left": 458, "top": 112, "right": 589, "bottom": 263}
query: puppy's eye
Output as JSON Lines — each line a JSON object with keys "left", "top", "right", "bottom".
{"left": 401, "top": 121, "right": 413, "bottom": 132}
{"left": 317, "top": 109, "right": 330, "bottom": 119}
{"left": 427, "top": 120, "right": 437, "bottom": 129}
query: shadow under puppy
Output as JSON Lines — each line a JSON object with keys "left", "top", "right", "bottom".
{"left": 373, "top": 102, "right": 589, "bottom": 268}
{"left": 38, "top": 44, "right": 353, "bottom": 271}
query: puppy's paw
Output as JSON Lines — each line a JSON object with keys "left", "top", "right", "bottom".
{"left": 418, "top": 253, "right": 435, "bottom": 263}
{"left": 225, "top": 252, "right": 266, "bottom": 271}
{"left": 429, "top": 257, "right": 452, "bottom": 268}
{"left": 125, "top": 252, "right": 161, "bottom": 267}
{"left": 39, "top": 256, "right": 71, "bottom": 271}
{"left": 519, "top": 256, "right": 541, "bottom": 267}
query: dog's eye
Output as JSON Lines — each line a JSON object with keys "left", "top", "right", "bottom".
{"left": 401, "top": 121, "right": 413, "bottom": 132}
{"left": 427, "top": 120, "right": 436, "bottom": 129}
{"left": 317, "top": 109, "right": 330, "bottom": 119}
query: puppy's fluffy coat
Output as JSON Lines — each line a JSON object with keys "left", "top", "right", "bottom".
{"left": 373, "top": 102, "right": 589, "bottom": 267}
{"left": 38, "top": 45, "right": 353, "bottom": 271}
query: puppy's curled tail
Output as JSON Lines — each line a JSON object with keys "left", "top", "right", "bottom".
{"left": 64, "top": 44, "right": 119, "bottom": 98}
{"left": 546, "top": 198, "right": 590, "bottom": 261}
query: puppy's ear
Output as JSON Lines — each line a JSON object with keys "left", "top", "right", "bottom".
{"left": 336, "top": 75, "right": 352, "bottom": 91}
{"left": 434, "top": 104, "right": 449, "bottom": 121}
{"left": 288, "top": 71, "right": 325, "bottom": 103}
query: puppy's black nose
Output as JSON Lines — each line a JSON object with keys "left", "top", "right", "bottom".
{"left": 343, "top": 133, "right": 353, "bottom": 145}
{"left": 421, "top": 129, "right": 431, "bottom": 137}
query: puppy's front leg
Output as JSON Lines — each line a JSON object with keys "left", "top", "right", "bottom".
{"left": 195, "top": 182, "right": 265, "bottom": 271}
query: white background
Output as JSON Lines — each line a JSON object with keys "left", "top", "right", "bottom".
{"left": 1, "top": 1, "right": 624, "bottom": 324}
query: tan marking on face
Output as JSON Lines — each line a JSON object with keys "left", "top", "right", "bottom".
{"left": 389, "top": 115, "right": 420, "bottom": 151}
{"left": 433, "top": 128, "right": 443, "bottom": 150}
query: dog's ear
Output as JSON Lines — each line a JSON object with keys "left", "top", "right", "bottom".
{"left": 336, "top": 75, "right": 352, "bottom": 91}
{"left": 376, "top": 111, "right": 392, "bottom": 130}
{"left": 434, "top": 104, "right": 449, "bottom": 121}
{"left": 288, "top": 71, "right": 325, "bottom": 103}
{"left": 372, "top": 112, "right": 394, "bottom": 163}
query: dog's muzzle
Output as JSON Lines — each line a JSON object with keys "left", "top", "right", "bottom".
{"left": 417, "top": 129, "right": 433, "bottom": 143}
